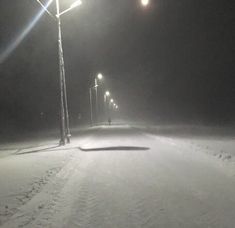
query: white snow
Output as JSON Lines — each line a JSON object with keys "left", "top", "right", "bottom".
{"left": 0, "top": 125, "right": 235, "bottom": 227}
{"left": 143, "top": 124, "right": 235, "bottom": 162}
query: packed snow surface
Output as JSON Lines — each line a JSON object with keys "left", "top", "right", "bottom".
{"left": 0, "top": 125, "right": 235, "bottom": 228}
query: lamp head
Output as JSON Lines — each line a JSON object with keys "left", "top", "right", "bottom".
{"left": 97, "top": 73, "right": 103, "bottom": 80}
{"left": 71, "top": 0, "right": 82, "bottom": 9}
{"left": 141, "top": 0, "right": 149, "bottom": 6}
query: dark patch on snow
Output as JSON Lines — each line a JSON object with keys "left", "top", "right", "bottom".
{"left": 16, "top": 145, "right": 60, "bottom": 155}
{"left": 79, "top": 146, "right": 150, "bottom": 152}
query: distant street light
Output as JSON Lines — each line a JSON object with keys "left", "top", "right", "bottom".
{"left": 97, "top": 73, "right": 103, "bottom": 80}
{"left": 141, "top": 0, "right": 149, "bottom": 6}
{"left": 104, "top": 91, "right": 110, "bottom": 103}
{"left": 113, "top": 103, "right": 119, "bottom": 110}
{"left": 89, "top": 73, "right": 103, "bottom": 126}
{"left": 105, "top": 91, "right": 110, "bottom": 97}
{"left": 104, "top": 91, "right": 110, "bottom": 122}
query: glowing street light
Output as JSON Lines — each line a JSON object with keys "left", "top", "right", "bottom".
{"left": 97, "top": 73, "right": 103, "bottom": 80}
{"left": 35, "top": 0, "right": 83, "bottom": 145}
{"left": 57, "top": 0, "right": 82, "bottom": 17}
{"left": 55, "top": 0, "right": 82, "bottom": 145}
{"left": 104, "top": 90, "right": 110, "bottom": 103}
{"left": 105, "top": 91, "right": 110, "bottom": 96}
{"left": 110, "top": 99, "right": 114, "bottom": 103}
{"left": 89, "top": 73, "right": 104, "bottom": 126}
{"left": 141, "top": 0, "right": 149, "bottom": 6}
{"left": 104, "top": 90, "right": 111, "bottom": 122}
{"left": 113, "top": 103, "right": 118, "bottom": 110}
{"left": 94, "top": 73, "right": 103, "bottom": 124}
{"left": 71, "top": 0, "right": 82, "bottom": 9}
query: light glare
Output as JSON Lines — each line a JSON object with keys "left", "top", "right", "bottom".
{"left": 70, "top": 0, "right": 82, "bottom": 9}
{"left": 141, "top": 0, "right": 149, "bottom": 6}
{"left": 0, "top": 0, "right": 53, "bottom": 63}
{"left": 97, "top": 73, "right": 103, "bottom": 80}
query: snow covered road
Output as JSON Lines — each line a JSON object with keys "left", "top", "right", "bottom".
{"left": 1, "top": 125, "right": 235, "bottom": 228}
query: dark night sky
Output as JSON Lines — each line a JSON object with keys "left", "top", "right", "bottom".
{"left": 0, "top": 0, "right": 234, "bottom": 131}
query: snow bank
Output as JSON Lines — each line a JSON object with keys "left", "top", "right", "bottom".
{"left": 142, "top": 124, "right": 235, "bottom": 163}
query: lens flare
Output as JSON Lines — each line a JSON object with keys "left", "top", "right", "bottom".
{"left": 141, "top": 0, "right": 149, "bottom": 6}
{"left": 0, "top": 0, "right": 53, "bottom": 64}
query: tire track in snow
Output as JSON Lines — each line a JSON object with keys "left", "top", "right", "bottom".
{"left": 68, "top": 182, "right": 100, "bottom": 228}
{"left": 0, "top": 136, "right": 94, "bottom": 227}
{"left": 0, "top": 167, "right": 61, "bottom": 225}
{"left": 26, "top": 151, "right": 104, "bottom": 228}
{"left": 64, "top": 155, "right": 106, "bottom": 228}
{"left": 1, "top": 151, "right": 79, "bottom": 228}
{"left": 137, "top": 198, "right": 157, "bottom": 228}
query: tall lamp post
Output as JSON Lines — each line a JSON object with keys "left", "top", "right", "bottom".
{"left": 36, "top": 0, "right": 82, "bottom": 145}
{"left": 109, "top": 98, "right": 114, "bottom": 112}
{"left": 104, "top": 90, "right": 110, "bottom": 121}
{"left": 95, "top": 73, "right": 103, "bottom": 123}
{"left": 56, "top": 0, "right": 67, "bottom": 145}
{"left": 55, "top": 0, "right": 82, "bottom": 145}
{"left": 89, "top": 87, "right": 93, "bottom": 126}
{"left": 89, "top": 73, "right": 103, "bottom": 126}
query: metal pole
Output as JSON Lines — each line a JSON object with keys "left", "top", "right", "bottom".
{"left": 89, "top": 87, "right": 93, "bottom": 126}
{"left": 108, "top": 99, "right": 111, "bottom": 125}
{"left": 56, "top": 0, "right": 71, "bottom": 144}
{"left": 62, "top": 69, "right": 71, "bottom": 143}
{"left": 104, "top": 94, "right": 106, "bottom": 120}
{"left": 56, "top": 0, "right": 66, "bottom": 145}
{"left": 95, "top": 78, "right": 98, "bottom": 124}
{"left": 104, "top": 94, "right": 108, "bottom": 122}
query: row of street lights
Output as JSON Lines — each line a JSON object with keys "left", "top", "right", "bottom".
{"left": 89, "top": 74, "right": 119, "bottom": 126}
{"left": 89, "top": 73, "right": 103, "bottom": 126}
{"left": 35, "top": 0, "right": 149, "bottom": 145}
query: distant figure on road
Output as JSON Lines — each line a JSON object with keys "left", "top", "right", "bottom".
{"left": 108, "top": 117, "right": 111, "bottom": 125}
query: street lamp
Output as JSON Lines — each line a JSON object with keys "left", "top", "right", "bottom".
{"left": 104, "top": 91, "right": 110, "bottom": 103}
{"left": 56, "top": 0, "right": 82, "bottom": 17}
{"left": 34, "top": 0, "right": 82, "bottom": 145}
{"left": 55, "top": 0, "right": 82, "bottom": 145}
{"left": 141, "top": 0, "right": 149, "bottom": 6}
{"left": 113, "top": 103, "right": 119, "bottom": 110}
{"left": 89, "top": 73, "right": 103, "bottom": 126}
{"left": 95, "top": 74, "right": 103, "bottom": 120}
{"left": 104, "top": 90, "right": 110, "bottom": 122}
{"left": 105, "top": 91, "right": 110, "bottom": 96}
{"left": 97, "top": 73, "right": 103, "bottom": 80}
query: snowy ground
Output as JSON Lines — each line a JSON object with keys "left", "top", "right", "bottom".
{"left": 0, "top": 125, "right": 235, "bottom": 227}
{"left": 143, "top": 125, "right": 235, "bottom": 163}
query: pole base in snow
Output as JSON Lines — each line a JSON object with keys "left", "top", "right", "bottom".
{"left": 59, "top": 139, "right": 65, "bottom": 146}
{"left": 66, "top": 134, "right": 71, "bottom": 143}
